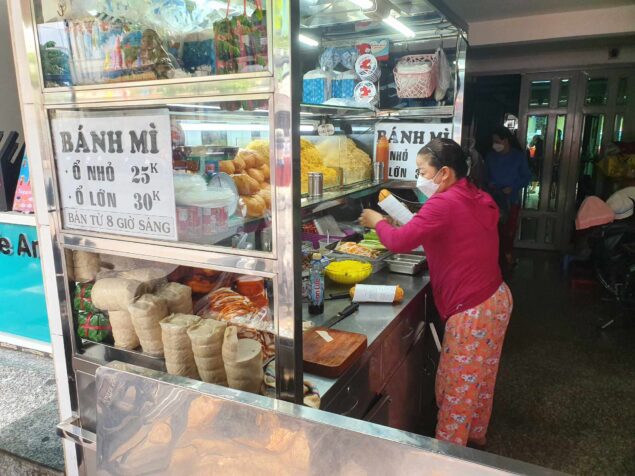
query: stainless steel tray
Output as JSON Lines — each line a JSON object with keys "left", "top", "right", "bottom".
{"left": 385, "top": 254, "right": 426, "bottom": 275}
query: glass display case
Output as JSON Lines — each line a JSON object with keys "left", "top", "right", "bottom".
{"left": 34, "top": 0, "right": 270, "bottom": 88}
{"left": 9, "top": 0, "right": 468, "bottom": 474}
{"left": 48, "top": 100, "right": 273, "bottom": 252}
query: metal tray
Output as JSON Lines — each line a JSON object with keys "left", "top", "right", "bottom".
{"left": 385, "top": 254, "right": 426, "bottom": 275}
{"left": 327, "top": 249, "right": 393, "bottom": 273}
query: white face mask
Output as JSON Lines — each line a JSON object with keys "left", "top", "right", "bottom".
{"left": 416, "top": 170, "right": 441, "bottom": 198}
{"left": 492, "top": 143, "right": 505, "bottom": 153}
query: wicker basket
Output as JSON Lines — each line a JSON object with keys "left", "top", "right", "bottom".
{"left": 394, "top": 54, "right": 438, "bottom": 99}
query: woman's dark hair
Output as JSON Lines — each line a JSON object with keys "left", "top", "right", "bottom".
{"left": 492, "top": 125, "right": 523, "bottom": 151}
{"left": 418, "top": 138, "right": 469, "bottom": 179}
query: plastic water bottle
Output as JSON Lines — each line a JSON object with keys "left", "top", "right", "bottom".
{"left": 308, "top": 253, "right": 326, "bottom": 315}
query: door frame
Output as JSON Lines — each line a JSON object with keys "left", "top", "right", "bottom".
{"left": 517, "top": 66, "right": 635, "bottom": 252}
{"left": 517, "top": 71, "right": 580, "bottom": 250}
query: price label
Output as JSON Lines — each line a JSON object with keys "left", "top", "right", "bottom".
{"left": 52, "top": 109, "right": 177, "bottom": 240}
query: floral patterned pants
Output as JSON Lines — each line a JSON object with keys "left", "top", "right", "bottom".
{"left": 435, "top": 283, "right": 513, "bottom": 446}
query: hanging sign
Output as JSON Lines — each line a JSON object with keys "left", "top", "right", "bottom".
{"left": 374, "top": 123, "right": 453, "bottom": 181}
{"left": 52, "top": 109, "right": 177, "bottom": 240}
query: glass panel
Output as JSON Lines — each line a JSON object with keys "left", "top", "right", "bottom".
{"left": 67, "top": 250, "right": 274, "bottom": 396}
{"left": 575, "top": 114, "right": 605, "bottom": 207}
{"left": 544, "top": 218, "right": 555, "bottom": 244}
{"left": 49, "top": 100, "right": 273, "bottom": 252}
{"left": 548, "top": 115, "right": 566, "bottom": 211}
{"left": 616, "top": 77, "right": 628, "bottom": 105}
{"left": 558, "top": 79, "right": 570, "bottom": 107}
{"left": 519, "top": 217, "right": 538, "bottom": 242}
{"left": 529, "top": 81, "right": 551, "bottom": 108}
{"left": 585, "top": 78, "right": 608, "bottom": 106}
{"left": 614, "top": 114, "right": 624, "bottom": 142}
{"left": 35, "top": 1, "right": 269, "bottom": 87}
{"left": 523, "top": 115, "right": 548, "bottom": 210}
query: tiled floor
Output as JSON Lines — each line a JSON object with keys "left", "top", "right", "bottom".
{"left": 485, "top": 251, "right": 635, "bottom": 475}
{"left": 0, "top": 347, "right": 64, "bottom": 474}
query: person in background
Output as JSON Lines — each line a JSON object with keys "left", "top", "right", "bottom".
{"left": 486, "top": 126, "right": 531, "bottom": 268}
{"left": 359, "top": 138, "right": 513, "bottom": 448}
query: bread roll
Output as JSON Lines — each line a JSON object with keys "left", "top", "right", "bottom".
{"left": 246, "top": 168, "right": 265, "bottom": 183}
{"left": 222, "top": 326, "right": 263, "bottom": 393}
{"left": 379, "top": 189, "right": 392, "bottom": 202}
{"left": 92, "top": 278, "right": 148, "bottom": 311}
{"left": 108, "top": 310, "right": 140, "bottom": 350}
{"left": 257, "top": 189, "right": 271, "bottom": 209}
{"left": 258, "top": 164, "right": 270, "bottom": 180}
{"left": 219, "top": 160, "right": 235, "bottom": 175}
{"left": 233, "top": 157, "right": 246, "bottom": 172}
{"left": 236, "top": 149, "right": 265, "bottom": 169}
{"left": 187, "top": 319, "right": 228, "bottom": 385}
{"left": 232, "top": 173, "right": 261, "bottom": 195}
{"left": 349, "top": 284, "right": 404, "bottom": 303}
{"left": 128, "top": 294, "right": 168, "bottom": 356}
{"left": 241, "top": 194, "right": 267, "bottom": 217}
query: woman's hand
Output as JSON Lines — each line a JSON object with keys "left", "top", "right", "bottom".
{"left": 359, "top": 209, "right": 385, "bottom": 229}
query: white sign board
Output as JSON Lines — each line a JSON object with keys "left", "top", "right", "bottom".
{"left": 374, "top": 123, "right": 453, "bottom": 181}
{"left": 52, "top": 109, "right": 177, "bottom": 240}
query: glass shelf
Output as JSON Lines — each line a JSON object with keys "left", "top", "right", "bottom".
{"left": 300, "top": 104, "right": 454, "bottom": 119}
{"left": 300, "top": 103, "right": 376, "bottom": 118}
{"left": 301, "top": 180, "right": 390, "bottom": 215}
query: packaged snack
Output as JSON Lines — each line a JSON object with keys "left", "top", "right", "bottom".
{"left": 77, "top": 310, "right": 111, "bottom": 343}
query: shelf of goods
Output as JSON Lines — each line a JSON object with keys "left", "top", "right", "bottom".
{"left": 7, "top": 0, "right": 472, "bottom": 473}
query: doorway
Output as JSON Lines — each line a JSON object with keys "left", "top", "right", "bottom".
{"left": 516, "top": 68, "right": 635, "bottom": 251}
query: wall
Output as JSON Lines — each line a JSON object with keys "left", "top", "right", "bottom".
{"left": 467, "top": 36, "right": 635, "bottom": 75}
{"left": 468, "top": 5, "right": 635, "bottom": 47}
{"left": 0, "top": 0, "right": 24, "bottom": 136}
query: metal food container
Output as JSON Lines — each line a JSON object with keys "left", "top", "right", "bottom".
{"left": 385, "top": 254, "right": 427, "bottom": 275}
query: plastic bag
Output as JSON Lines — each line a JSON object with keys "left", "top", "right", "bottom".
{"left": 435, "top": 47, "right": 452, "bottom": 101}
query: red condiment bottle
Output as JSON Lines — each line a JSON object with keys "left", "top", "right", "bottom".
{"left": 376, "top": 134, "right": 389, "bottom": 180}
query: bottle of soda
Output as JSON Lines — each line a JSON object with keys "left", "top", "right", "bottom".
{"left": 308, "top": 253, "right": 325, "bottom": 315}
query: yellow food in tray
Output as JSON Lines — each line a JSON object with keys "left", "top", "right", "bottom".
{"left": 314, "top": 137, "right": 372, "bottom": 185}
{"left": 325, "top": 260, "right": 372, "bottom": 285}
{"left": 300, "top": 138, "right": 338, "bottom": 193}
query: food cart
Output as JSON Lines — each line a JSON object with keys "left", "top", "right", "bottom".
{"left": 7, "top": 1, "right": 547, "bottom": 474}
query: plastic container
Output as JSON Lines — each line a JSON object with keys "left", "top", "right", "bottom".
{"left": 325, "top": 260, "right": 372, "bottom": 285}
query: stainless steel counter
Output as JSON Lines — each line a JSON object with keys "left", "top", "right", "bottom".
{"left": 303, "top": 270, "right": 431, "bottom": 400}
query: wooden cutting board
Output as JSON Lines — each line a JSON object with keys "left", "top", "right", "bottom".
{"left": 303, "top": 327, "right": 367, "bottom": 378}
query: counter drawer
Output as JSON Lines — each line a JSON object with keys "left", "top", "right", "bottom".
{"left": 381, "top": 306, "right": 425, "bottom": 382}
{"left": 326, "top": 352, "right": 381, "bottom": 420}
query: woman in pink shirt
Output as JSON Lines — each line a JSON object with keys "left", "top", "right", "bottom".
{"left": 360, "top": 138, "right": 513, "bottom": 448}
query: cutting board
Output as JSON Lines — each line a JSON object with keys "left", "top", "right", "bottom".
{"left": 303, "top": 327, "right": 367, "bottom": 378}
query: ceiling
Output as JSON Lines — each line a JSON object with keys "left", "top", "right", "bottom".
{"left": 442, "top": 0, "right": 634, "bottom": 22}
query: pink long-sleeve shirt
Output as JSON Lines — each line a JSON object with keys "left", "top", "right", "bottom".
{"left": 376, "top": 179, "right": 503, "bottom": 320}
